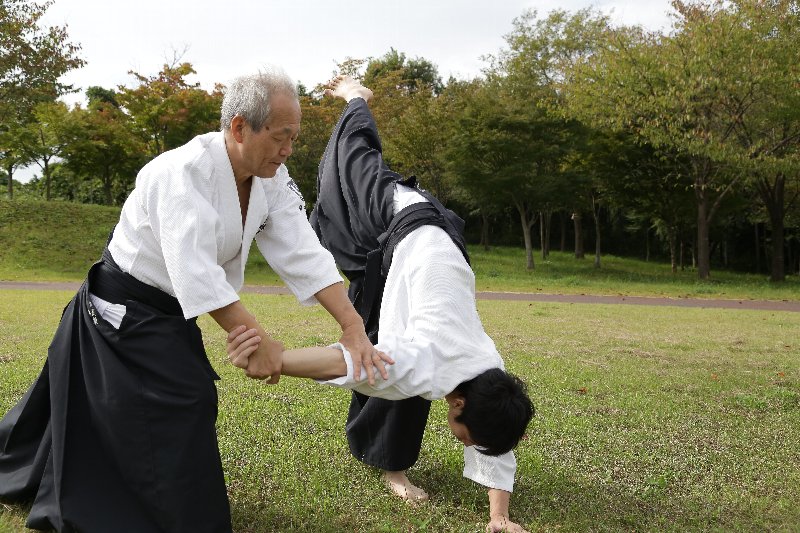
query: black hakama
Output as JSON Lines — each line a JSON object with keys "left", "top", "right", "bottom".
{"left": 309, "top": 98, "right": 468, "bottom": 471}
{"left": 0, "top": 249, "right": 231, "bottom": 532}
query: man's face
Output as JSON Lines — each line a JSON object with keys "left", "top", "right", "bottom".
{"left": 239, "top": 92, "right": 301, "bottom": 178}
{"left": 446, "top": 395, "right": 476, "bottom": 447}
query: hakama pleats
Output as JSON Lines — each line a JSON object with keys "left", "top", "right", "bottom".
{"left": 0, "top": 253, "right": 231, "bottom": 532}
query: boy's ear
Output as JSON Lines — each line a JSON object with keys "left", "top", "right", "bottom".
{"left": 452, "top": 395, "right": 466, "bottom": 410}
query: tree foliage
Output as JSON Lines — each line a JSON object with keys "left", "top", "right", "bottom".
{"left": 116, "top": 62, "right": 222, "bottom": 158}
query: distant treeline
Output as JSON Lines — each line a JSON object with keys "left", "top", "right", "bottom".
{"left": 2, "top": 0, "right": 798, "bottom": 280}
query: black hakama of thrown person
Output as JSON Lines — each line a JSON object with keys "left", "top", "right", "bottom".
{"left": 310, "top": 97, "right": 468, "bottom": 471}
{"left": 0, "top": 250, "right": 231, "bottom": 533}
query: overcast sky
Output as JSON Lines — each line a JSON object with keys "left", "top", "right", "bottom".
{"left": 42, "top": 0, "right": 677, "bottom": 103}
{"left": 19, "top": 0, "right": 677, "bottom": 181}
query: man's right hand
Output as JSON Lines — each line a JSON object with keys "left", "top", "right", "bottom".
{"left": 227, "top": 325, "right": 283, "bottom": 383}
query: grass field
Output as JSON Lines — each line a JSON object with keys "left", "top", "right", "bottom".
{"left": 1, "top": 289, "right": 798, "bottom": 532}
{"left": 1, "top": 197, "right": 799, "bottom": 531}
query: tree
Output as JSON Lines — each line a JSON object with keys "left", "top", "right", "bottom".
{"left": 0, "top": 0, "right": 84, "bottom": 123}
{"left": 717, "top": 0, "right": 800, "bottom": 281}
{"left": 63, "top": 99, "right": 145, "bottom": 205}
{"left": 447, "top": 79, "right": 565, "bottom": 269}
{"left": 1, "top": 0, "right": 83, "bottom": 198}
{"left": 19, "top": 101, "right": 71, "bottom": 200}
{"left": 363, "top": 48, "right": 443, "bottom": 95}
{"left": 0, "top": 121, "right": 31, "bottom": 199}
{"left": 491, "top": 8, "right": 610, "bottom": 267}
{"left": 117, "top": 62, "right": 222, "bottom": 158}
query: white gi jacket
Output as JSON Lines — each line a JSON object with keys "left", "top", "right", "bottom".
{"left": 321, "top": 185, "right": 518, "bottom": 493}
{"left": 107, "top": 132, "right": 342, "bottom": 319}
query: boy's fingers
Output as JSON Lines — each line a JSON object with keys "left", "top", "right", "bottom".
{"left": 227, "top": 325, "right": 247, "bottom": 343}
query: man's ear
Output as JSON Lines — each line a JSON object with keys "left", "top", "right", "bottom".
{"left": 230, "top": 115, "right": 246, "bottom": 143}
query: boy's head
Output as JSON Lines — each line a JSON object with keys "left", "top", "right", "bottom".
{"left": 446, "top": 368, "right": 534, "bottom": 456}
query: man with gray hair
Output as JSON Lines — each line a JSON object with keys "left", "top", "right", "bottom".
{"left": 0, "top": 68, "right": 388, "bottom": 532}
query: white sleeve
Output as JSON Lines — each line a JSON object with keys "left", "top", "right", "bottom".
{"left": 255, "top": 183, "right": 342, "bottom": 306}
{"left": 145, "top": 169, "right": 239, "bottom": 319}
{"left": 315, "top": 335, "right": 435, "bottom": 400}
{"left": 463, "top": 447, "right": 516, "bottom": 493}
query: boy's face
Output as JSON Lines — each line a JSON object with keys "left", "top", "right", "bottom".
{"left": 446, "top": 394, "right": 476, "bottom": 447}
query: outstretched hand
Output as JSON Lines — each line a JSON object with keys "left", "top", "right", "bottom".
{"left": 338, "top": 322, "right": 394, "bottom": 385}
{"left": 227, "top": 325, "right": 283, "bottom": 384}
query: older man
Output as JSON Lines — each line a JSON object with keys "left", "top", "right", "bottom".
{"left": 0, "top": 68, "right": 386, "bottom": 533}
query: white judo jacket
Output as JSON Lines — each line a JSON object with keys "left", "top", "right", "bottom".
{"left": 108, "top": 132, "right": 342, "bottom": 319}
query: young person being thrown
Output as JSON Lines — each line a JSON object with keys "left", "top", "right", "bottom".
{"left": 228, "top": 75, "right": 534, "bottom": 533}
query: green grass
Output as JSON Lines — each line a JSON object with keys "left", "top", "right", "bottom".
{"left": 2, "top": 198, "right": 799, "bottom": 300}
{"left": 1, "top": 290, "right": 799, "bottom": 532}
{"left": 469, "top": 246, "right": 800, "bottom": 301}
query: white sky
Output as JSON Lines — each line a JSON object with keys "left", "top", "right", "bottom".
{"left": 18, "top": 0, "right": 676, "bottom": 181}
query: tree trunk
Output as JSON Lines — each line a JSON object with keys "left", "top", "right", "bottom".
{"left": 544, "top": 210, "right": 552, "bottom": 259}
{"left": 645, "top": 226, "right": 650, "bottom": 262}
{"left": 769, "top": 216, "right": 785, "bottom": 282}
{"left": 516, "top": 202, "right": 535, "bottom": 270}
{"left": 755, "top": 173, "right": 787, "bottom": 282}
{"left": 680, "top": 240, "right": 685, "bottom": 271}
{"left": 480, "top": 210, "right": 490, "bottom": 251}
{"left": 754, "top": 222, "right": 761, "bottom": 274}
{"left": 572, "top": 212, "right": 584, "bottom": 259}
{"left": 668, "top": 228, "right": 677, "bottom": 274}
{"left": 5, "top": 164, "right": 12, "bottom": 199}
{"left": 559, "top": 211, "right": 567, "bottom": 252}
{"left": 696, "top": 187, "right": 711, "bottom": 280}
{"left": 103, "top": 166, "right": 113, "bottom": 206}
{"left": 591, "top": 195, "right": 601, "bottom": 269}
{"left": 539, "top": 212, "right": 545, "bottom": 260}
{"left": 44, "top": 159, "right": 51, "bottom": 201}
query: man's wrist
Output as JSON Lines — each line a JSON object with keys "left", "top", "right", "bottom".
{"left": 339, "top": 314, "right": 364, "bottom": 332}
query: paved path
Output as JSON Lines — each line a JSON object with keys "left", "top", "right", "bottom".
{"left": 2, "top": 281, "right": 798, "bottom": 312}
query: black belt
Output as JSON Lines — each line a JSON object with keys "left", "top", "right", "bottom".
{"left": 89, "top": 247, "right": 185, "bottom": 317}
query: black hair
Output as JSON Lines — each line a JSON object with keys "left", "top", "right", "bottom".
{"left": 453, "top": 368, "right": 534, "bottom": 456}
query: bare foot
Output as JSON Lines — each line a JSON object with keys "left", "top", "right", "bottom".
{"left": 325, "top": 75, "right": 373, "bottom": 103}
{"left": 382, "top": 470, "right": 429, "bottom": 502}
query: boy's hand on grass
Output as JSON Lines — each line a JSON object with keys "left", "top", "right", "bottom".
{"left": 486, "top": 516, "right": 529, "bottom": 533}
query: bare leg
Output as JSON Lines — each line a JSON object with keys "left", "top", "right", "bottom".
{"left": 382, "top": 470, "right": 429, "bottom": 502}
{"left": 325, "top": 75, "right": 374, "bottom": 103}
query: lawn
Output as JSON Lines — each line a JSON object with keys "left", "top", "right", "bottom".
{"left": 1, "top": 290, "right": 798, "bottom": 532}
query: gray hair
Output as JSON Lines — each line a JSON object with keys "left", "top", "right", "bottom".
{"left": 220, "top": 67, "right": 298, "bottom": 132}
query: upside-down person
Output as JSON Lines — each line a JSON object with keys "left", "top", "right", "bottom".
{"left": 228, "top": 75, "right": 534, "bottom": 533}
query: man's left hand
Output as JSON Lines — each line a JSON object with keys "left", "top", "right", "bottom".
{"left": 339, "top": 322, "right": 393, "bottom": 385}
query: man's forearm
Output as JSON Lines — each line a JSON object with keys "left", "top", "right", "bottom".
{"left": 314, "top": 282, "right": 362, "bottom": 330}
{"left": 209, "top": 300, "right": 260, "bottom": 334}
